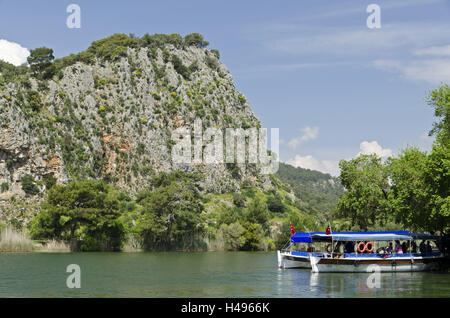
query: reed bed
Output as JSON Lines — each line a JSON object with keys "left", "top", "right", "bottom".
{"left": 122, "top": 236, "right": 144, "bottom": 252}
{"left": 39, "top": 239, "right": 70, "bottom": 252}
{"left": 0, "top": 226, "right": 34, "bottom": 252}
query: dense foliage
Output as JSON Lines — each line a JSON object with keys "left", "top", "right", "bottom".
{"left": 28, "top": 170, "right": 323, "bottom": 251}
{"left": 336, "top": 154, "right": 391, "bottom": 230}
{"left": 135, "top": 171, "right": 205, "bottom": 250}
{"left": 30, "top": 179, "right": 125, "bottom": 251}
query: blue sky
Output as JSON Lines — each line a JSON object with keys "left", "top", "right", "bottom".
{"left": 1, "top": 0, "right": 449, "bottom": 175}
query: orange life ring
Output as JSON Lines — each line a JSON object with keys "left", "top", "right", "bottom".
{"left": 357, "top": 242, "right": 366, "bottom": 253}
{"left": 365, "top": 241, "right": 374, "bottom": 252}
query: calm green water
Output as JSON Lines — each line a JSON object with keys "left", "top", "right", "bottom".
{"left": 1, "top": 252, "right": 449, "bottom": 297}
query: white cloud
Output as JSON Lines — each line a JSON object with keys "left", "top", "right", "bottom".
{"left": 358, "top": 141, "right": 392, "bottom": 158}
{"left": 373, "top": 58, "right": 450, "bottom": 84}
{"left": 0, "top": 39, "right": 30, "bottom": 66}
{"left": 255, "top": 23, "right": 450, "bottom": 57}
{"left": 413, "top": 44, "right": 450, "bottom": 57}
{"left": 296, "top": 0, "right": 445, "bottom": 22}
{"left": 285, "top": 140, "right": 392, "bottom": 176}
{"left": 286, "top": 126, "right": 319, "bottom": 149}
{"left": 285, "top": 155, "right": 340, "bottom": 176}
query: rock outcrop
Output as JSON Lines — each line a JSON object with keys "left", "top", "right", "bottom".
{"left": 0, "top": 34, "right": 274, "bottom": 224}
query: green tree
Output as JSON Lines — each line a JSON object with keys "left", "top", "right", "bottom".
{"left": 210, "top": 49, "right": 220, "bottom": 59}
{"left": 425, "top": 143, "right": 450, "bottom": 232}
{"left": 21, "top": 174, "right": 40, "bottom": 196}
{"left": 0, "top": 182, "right": 9, "bottom": 193}
{"left": 140, "top": 33, "right": 171, "bottom": 48}
{"left": 168, "top": 33, "right": 183, "bottom": 47}
{"left": 43, "top": 174, "right": 57, "bottom": 191}
{"left": 136, "top": 172, "right": 204, "bottom": 250}
{"left": 424, "top": 84, "right": 450, "bottom": 232}
{"left": 27, "top": 47, "right": 55, "bottom": 79}
{"left": 336, "top": 154, "right": 391, "bottom": 230}
{"left": 30, "top": 179, "right": 124, "bottom": 251}
{"left": 245, "top": 195, "right": 269, "bottom": 228}
{"left": 267, "top": 193, "right": 284, "bottom": 213}
{"left": 241, "top": 222, "right": 264, "bottom": 251}
{"left": 26, "top": 90, "right": 42, "bottom": 112}
{"left": 219, "top": 222, "right": 245, "bottom": 250}
{"left": 427, "top": 84, "right": 450, "bottom": 146}
{"left": 217, "top": 205, "right": 240, "bottom": 225}
{"left": 171, "top": 54, "right": 191, "bottom": 79}
{"left": 232, "top": 192, "right": 246, "bottom": 208}
{"left": 184, "top": 33, "right": 209, "bottom": 48}
{"left": 386, "top": 147, "right": 429, "bottom": 231}
{"left": 86, "top": 33, "right": 138, "bottom": 62}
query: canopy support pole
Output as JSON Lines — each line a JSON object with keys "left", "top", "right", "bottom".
{"left": 331, "top": 236, "right": 334, "bottom": 258}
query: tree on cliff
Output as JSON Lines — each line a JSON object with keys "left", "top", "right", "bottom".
{"left": 27, "top": 47, "right": 56, "bottom": 79}
{"left": 184, "top": 33, "right": 209, "bottom": 48}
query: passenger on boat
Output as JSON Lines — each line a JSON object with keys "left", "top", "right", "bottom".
{"left": 420, "top": 241, "right": 426, "bottom": 254}
{"left": 411, "top": 241, "right": 417, "bottom": 253}
{"left": 401, "top": 241, "right": 408, "bottom": 253}
{"left": 386, "top": 242, "right": 393, "bottom": 253}
{"left": 344, "top": 241, "right": 354, "bottom": 253}
{"left": 395, "top": 241, "right": 403, "bottom": 254}
{"left": 426, "top": 241, "right": 432, "bottom": 255}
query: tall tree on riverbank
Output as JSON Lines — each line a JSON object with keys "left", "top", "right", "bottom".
{"left": 427, "top": 84, "right": 450, "bottom": 147}
{"left": 386, "top": 147, "right": 429, "bottom": 231}
{"left": 335, "top": 154, "right": 391, "bottom": 230}
{"left": 136, "top": 171, "right": 204, "bottom": 250}
{"left": 30, "top": 179, "right": 124, "bottom": 251}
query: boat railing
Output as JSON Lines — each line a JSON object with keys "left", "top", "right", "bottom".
{"left": 340, "top": 251, "right": 442, "bottom": 258}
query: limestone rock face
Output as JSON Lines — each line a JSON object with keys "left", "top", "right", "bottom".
{"left": 0, "top": 43, "right": 273, "bottom": 210}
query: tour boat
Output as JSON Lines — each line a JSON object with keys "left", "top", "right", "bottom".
{"left": 277, "top": 231, "right": 446, "bottom": 273}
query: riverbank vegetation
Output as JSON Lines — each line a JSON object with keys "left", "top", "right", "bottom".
{"left": 24, "top": 170, "right": 321, "bottom": 252}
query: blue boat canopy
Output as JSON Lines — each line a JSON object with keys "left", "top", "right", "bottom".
{"left": 290, "top": 231, "right": 438, "bottom": 243}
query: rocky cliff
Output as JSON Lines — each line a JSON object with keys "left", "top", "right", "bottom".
{"left": 0, "top": 33, "right": 274, "bottom": 224}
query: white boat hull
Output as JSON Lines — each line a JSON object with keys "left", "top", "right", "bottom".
{"left": 278, "top": 250, "right": 444, "bottom": 273}
{"left": 277, "top": 251, "right": 311, "bottom": 269}
{"left": 311, "top": 260, "right": 429, "bottom": 273}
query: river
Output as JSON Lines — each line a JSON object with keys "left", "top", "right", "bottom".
{"left": 1, "top": 252, "right": 449, "bottom": 297}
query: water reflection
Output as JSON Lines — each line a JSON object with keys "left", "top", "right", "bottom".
{"left": 281, "top": 269, "right": 450, "bottom": 297}
{"left": 1, "top": 253, "right": 449, "bottom": 297}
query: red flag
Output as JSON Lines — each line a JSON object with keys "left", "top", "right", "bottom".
{"left": 326, "top": 224, "right": 332, "bottom": 235}
{"left": 290, "top": 224, "right": 295, "bottom": 236}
